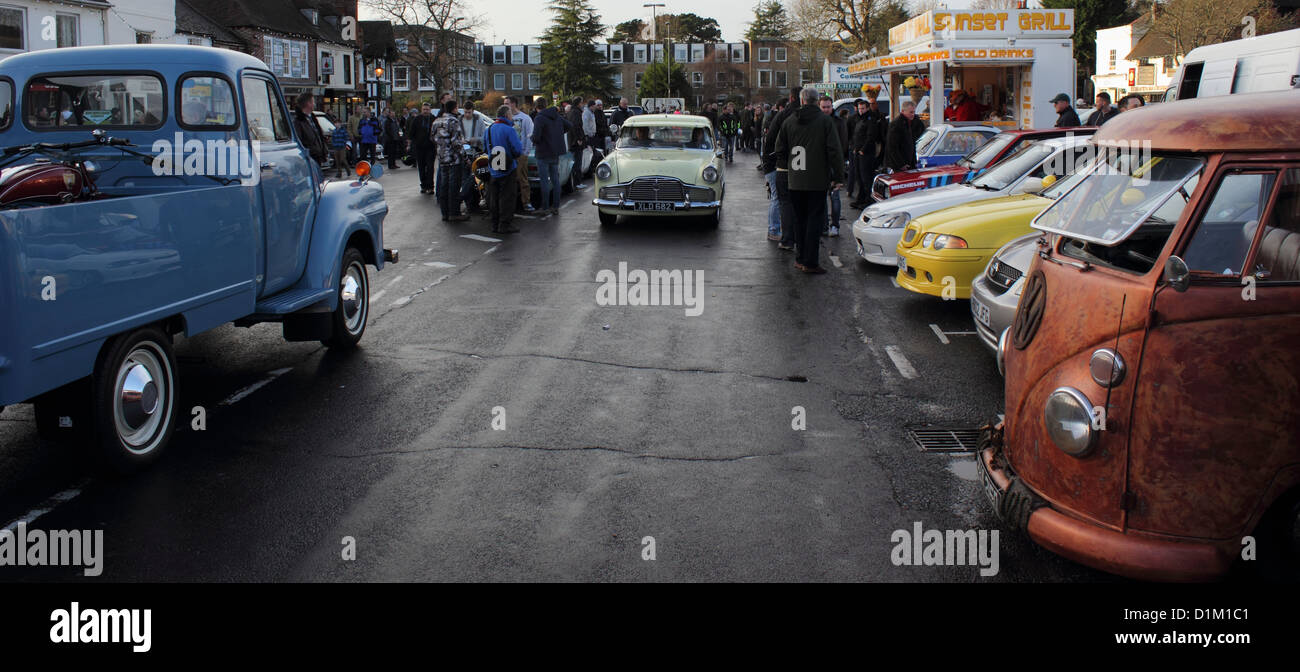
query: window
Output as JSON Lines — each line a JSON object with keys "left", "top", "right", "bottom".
{"left": 799, "top": 70, "right": 812, "bottom": 85}
{"left": 528, "top": 73, "right": 540, "bottom": 90}
{"left": 634, "top": 44, "right": 647, "bottom": 63}
{"left": 512, "top": 73, "right": 522, "bottom": 90}
{"left": 0, "top": 6, "right": 23, "bottom": 51}
{"left": 343, "top": 54, "right": 352, "bottom": 85}
{"left": 674, "top": 43, "right": 687, "bottom": 62}
{"left": 610, "top": 44, "right": 622, "bottom": 63}
{"left": 493, "top": 73, "right": 505, "bottom": 90}
{"left": 692, "top": 72, "right": 703, "bottom": 86}
{"left": 25, "top": 73, "right": 165, "bottom": 129}
{"left": 262, "top": 36, "right": 310, "bottom": 79}
{"left": 800, "top": 49, "right": 809, "bottom": 63}
{"left": 634, "top": 72, "right": 643, "bottom": 88}
{"left": 1250, "top": 168, "right": 1300, "bottom": 281}
{"left": 418, "top": 68, "right": 434, "bottom": 90}
{"left": 241, "top": 77, "right": 290, "bottom": 142}
{"left": 178, "top": 75, "right": 236, "bottom": 127}
{"left": 0, "top": 80, "right": 11, "bottom": 131}
{"left": 187, "top": 37, "right": 203, "bottom": 45}
{"left": 136, "top": 31, "right": 152, "bottom": 44}
{"left": 529, "top": 46, "right": 541, "bottom": 64}
{"left": 1108, "top": 49, "right": 1117, "bottom": 71}
{"left": 758, "top": 47, "right": 769, "bottom": 62}
{"left": 56, "top": 14, "right": 78, "bottom": 48}
{"left": 613, "top": 73, "right": 623, "bottom": 89}
{"left": 511, "top": 45, "right": 524, "bottom": 64}
{"left": 1183, "top": 171, "right": 1279, "bottom": 276}
{"left": 393, "top": 65, "right": 409, "bottom": 90}
{"left": 937, "top": 130, "right": 992, "bottom": 155}
{"left": 396, "top": 38, "right": 408, "bottom": 52}
{"left": 694, "top": 95, "right": 702, "bottom": 108}
{"left": 734, "top": 73, "right": 744, "bottom": 87}
{"left": 758, "top": 70, "right": 771, "bottom": 88}
{"left": 732, "top": 45, "right": 744, "bottom": 62}
{"left": 717, "top": 47, "right": 728, "bottom": 62}
{"left": 1163, "top": 55, "right": 1175, "bottom": 72}
{"left": 493, "top": 46, "right": 506, "bottom": 64}
{"left": 775, "top": 47, "right": 786, "bottom": 62}
{"left": 691, "top": 44, "right": 703, "bottom": 62}
{"left": 653, "top": 44, "right": 663, "bottom": 62}
{"left": 774, "top": 70, "right": 787, "bottom": 88}
{"left": 717, "top": 72, "right": 727, "bottom": 83}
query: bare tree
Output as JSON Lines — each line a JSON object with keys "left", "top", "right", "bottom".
{"left": 1149, "top": 0, "right": 1296, "bottom": 57}
{"left": 790, "top": 0, "right": 840, "bottom": 74}
{"left": 365, "top": 0, "right": 486, "bottom": 97}
{"left": 818, "top": 0, "right": 912, "bottom": 53}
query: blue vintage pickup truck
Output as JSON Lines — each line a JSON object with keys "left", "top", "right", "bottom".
{"left": 0, "top": 45, "right": 395, "bottom": 471}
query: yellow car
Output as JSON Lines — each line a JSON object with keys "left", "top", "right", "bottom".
{"left": 894, "top": 173, "right": 1068, "bottom": 299}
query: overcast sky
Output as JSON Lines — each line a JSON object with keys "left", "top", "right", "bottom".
{"left": 361, "top": 1, "right": 989, "bottom": 46}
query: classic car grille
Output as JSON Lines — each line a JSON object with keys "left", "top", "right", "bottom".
{"left": 628, "top": 177, "right": 686, "bottom": 202}
{"left": 986, "top": 259, "right": 1023, "bottom": 294}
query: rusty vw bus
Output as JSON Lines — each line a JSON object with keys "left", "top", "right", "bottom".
{"left": 979, "top": 90, "right": 1300, "bottom": 581}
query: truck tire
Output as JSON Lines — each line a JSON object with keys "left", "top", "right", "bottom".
{"left": 323, "top": 247, "right": 369, "bottom": 348}
{"left": 91, "top": 327, "right": 178, "bottom": 473}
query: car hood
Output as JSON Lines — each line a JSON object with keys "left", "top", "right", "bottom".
{"left": 879, "top": 164, "right": 966, "bottom": 185}
{"left": 607, "top": 149, "right": 712, "bottom": 184}
{"left": 863, "top": 183, "right": 988, "bottom": 219}
{"left": 910, "top": 194, "right": 1051, "bottom": 249}
{"left": 991, "top": 232, "right": 1044, "bottom": 274}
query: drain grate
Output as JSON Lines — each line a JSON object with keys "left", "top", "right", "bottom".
{"left": 906, "top": 425, "right": 981, "bottom": 453}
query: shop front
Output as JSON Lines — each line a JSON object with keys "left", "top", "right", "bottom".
{"left": 848, "top": 9, "right": 1075, "bottom": 130}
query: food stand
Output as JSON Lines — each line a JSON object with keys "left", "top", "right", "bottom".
{"left": 848, "top": 9, "right": 1075, "bottom": 130}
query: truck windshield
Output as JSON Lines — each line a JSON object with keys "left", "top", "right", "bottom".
{"left": 970, "top": 142, "right": 1056, "bottom": 191}
{"left": 957, "top": 133, "right": 1015, "bottom": 169}
{"left": 0, "top": 80, "right": 11, "bottom": 131}
{"left": 24, "top": 74, "right": 164, "bottom": 129}
{"left": 617, "top": 125, "right": 712, "bottom": 150}
{"left": 1032, "top": 152, "right": 1204, "bottom": 245}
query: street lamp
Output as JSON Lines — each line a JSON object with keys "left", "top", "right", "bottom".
{"left": 644, "top": 3, "right": 667, "bottom": 103}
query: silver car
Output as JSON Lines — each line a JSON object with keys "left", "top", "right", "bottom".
{"left": 969, "top": 232, "right": 1042, "bottom": 354}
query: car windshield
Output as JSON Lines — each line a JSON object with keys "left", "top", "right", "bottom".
{"left": 970, "top": 142, "right": 1056, "bottom": 191}
{"left": 958, "top": 133, "right": 1016, "bottom": 169}
{"left": 1040, "top": 158, "right": 1093, "bottom": 199}
{"left": 25, "top": 74, "right": 164, "bottom": 129}
{"left": 1033, "top": 152, "right": 1205, "bottom": 245}
{"left": 617, "top": 124, "right": 713, "bottom": 150}
{"left": 0, "top": 80, "right": 11, "bottom": 131}
{"left": 915, "top": 128, "right": 940, "bottom": 155}
{"left": 315, "top": 114, "right": 336, "bottom": 135}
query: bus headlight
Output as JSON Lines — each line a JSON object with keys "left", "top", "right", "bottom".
{"left": 1044, "top": 387, "right": 1098, "bottom": 457}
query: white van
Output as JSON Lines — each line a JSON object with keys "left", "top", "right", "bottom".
{"left": 1166, "top": 27, "right": 1300, "bottom": 100}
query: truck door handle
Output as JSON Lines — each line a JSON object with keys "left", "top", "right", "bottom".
{"left": 261, "top": 162, "right": 276, "bottom": 170}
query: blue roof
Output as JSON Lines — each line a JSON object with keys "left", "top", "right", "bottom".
{"left": 1, "top": 44, "right": 268, "bottom": 75}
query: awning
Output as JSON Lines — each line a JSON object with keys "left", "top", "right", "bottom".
{"left": 848, "top": 47, "right": 1038, "bottom": 76}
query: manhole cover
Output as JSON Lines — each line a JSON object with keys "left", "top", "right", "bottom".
{"left": 906, "top": 425, "right": 981, "bottom": 453}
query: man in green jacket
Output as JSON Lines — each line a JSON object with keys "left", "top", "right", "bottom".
{"left": 774, "top": 89, "right": 845, "bottom": 274}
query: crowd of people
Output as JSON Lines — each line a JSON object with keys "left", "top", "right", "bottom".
{"left": 290, "top": 84, "right": 1154, "bottom": 259}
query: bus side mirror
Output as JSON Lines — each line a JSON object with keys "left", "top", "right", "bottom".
{"left": 1165, "top": 255, "right": 1190, "bottom": 292}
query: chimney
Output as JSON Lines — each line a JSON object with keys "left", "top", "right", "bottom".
{"left": 1017, "top": 0, "right": 1027, "bottom": 8}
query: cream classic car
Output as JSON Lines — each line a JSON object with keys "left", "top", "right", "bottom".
{"left": 592, "top": 114, "right": 724, "bottom": 227}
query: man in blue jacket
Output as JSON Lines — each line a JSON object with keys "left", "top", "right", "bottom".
{"left": 530, "top": 96, "right": 574, "bottom": 216}
{"left": 484, "top": 105, "right": 523, "bottom": 234}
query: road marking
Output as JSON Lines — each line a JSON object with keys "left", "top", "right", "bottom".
{"left": 562, "top": 198, "right": 578, "bottom": 209}
{"left": 828, "top": 255, "right": 843, "bottom": 268}
{"left": 371, "top": 289, "right": 386, "bottom": 303}
{"left": 387, "top": 275, "right": 404, "bottom": 288}
{"left": 2, "top": 482, "right": 88, "bottom": 533}
{"left": 930, "top": 323, "right": 949, "bottom": 345}
{"left": 423, "top": 262, "right": 456, "bottom": 268}
{"left": 460, "top": 234, "right": 502, "bottom": 243}
{"left": 484, "top": 245, "right": 499, "bottom": 255}
{"left": 884, "top": 346, "right": 918, "bottom": 379}
{"left": 391, "top": 296, "right": 412, "bottom": 308}
{"left": 219, "top": 367, "right": 293, "bottom": 406}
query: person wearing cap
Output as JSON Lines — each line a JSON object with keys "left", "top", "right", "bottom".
{"left": 1051, "top": 93, "right": 1081, "bottom": 127}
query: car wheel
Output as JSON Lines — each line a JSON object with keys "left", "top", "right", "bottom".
{"left": 706, "top": 204, "right": 721, "bottom": 229}
{"left": 90, "top": 327, "right": 178, "bottom": 472}
{"left": 323, "top": 247, "right": 369, "bottom": 349}
{"left": 599, "top": 211, "right": 616, "bottom": 227}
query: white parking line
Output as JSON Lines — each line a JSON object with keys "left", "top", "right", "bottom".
{"left": 562, "top": 198, "right": 578, "bottom": 209}
{"left": 884, "top": 346, "right": 918, "bottom": 379}
{"left": 423, "top": 262, "right": 456, "bottom": 268}
{"left": 484, "top": 245, "right": 499, "bottom": 255}
{"left": 219, "top": 367, "right": 293, "bottom": 406}
{"left": 391, "top": 296, "right": 412, "bottom": 308}
{"left": 371, "top": 289, "right": 387, "bottom": 303}
{"left": 2, "top": 482, "right": 88, "bottom": 533}
{"left": 930, "top": 323, "right": 949, "bottom": 345}
{"left": 460, "top": 234, "right": 502, "bottom": 243}
{"left": 386, "top": 275, "right": 404, "bottom": 288}
{"left": 828, "top": 255, "right": 843, "bottom": 268}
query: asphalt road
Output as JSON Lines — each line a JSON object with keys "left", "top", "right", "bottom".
{"left": 0, "top": 154, "right": 1113, "bottom": 582}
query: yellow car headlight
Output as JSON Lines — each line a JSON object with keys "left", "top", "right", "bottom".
{"left": 932, "top": 235, "right": 968, "bottom": 250}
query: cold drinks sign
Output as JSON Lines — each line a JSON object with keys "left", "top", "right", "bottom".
{"left": 889, "top": 10, "right": 1074, "bottom": 50}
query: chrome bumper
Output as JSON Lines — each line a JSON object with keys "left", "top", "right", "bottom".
{"left": 592, "top": 198, "right": 721, "bottom": 210}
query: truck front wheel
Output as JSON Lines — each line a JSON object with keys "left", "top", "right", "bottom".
{"left": 323, "top": 247, "right": 369, "bottom": 348}
{"left": 91, "top": 327, "right": 178, "bottom": 472}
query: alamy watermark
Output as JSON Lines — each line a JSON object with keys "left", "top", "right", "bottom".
{"left": 595, "top": 262, "right": 704, "bottom": 316}
{"left": 0, "top": 522, "right": 103, "bottom": 576}
{"left": 150, "top": 133, "right": 262, "bottom": 185}
{"left": 891, "top": 521, "right": 999, "bottom": 577}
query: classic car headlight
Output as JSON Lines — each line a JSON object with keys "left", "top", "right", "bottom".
{"left": 1044, "top": 387, "right": 1098, "bottom": 457}
{"left": 702, "top": 165, "right": 719, "bottom": 183}
{"left": 599, "top": 186, "right": 625, "bottom": 200}
{"left": 596, "top": 163, "right": 612, "bottom": 180}
{"left": 932, "top": 234, "right": 968, "bottom": 250}
{"left": 869, "top": 212, "right": 909, "bottom": 229}
{"left": 921, "top": 233, "right": 936, "bottom": 248}
{"left": 1089, "top": 348, "right": 1126, "bottom": 388}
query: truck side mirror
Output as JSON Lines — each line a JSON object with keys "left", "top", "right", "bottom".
{"left": 1165, "top": 255, "right": 1190, "bottom": 292}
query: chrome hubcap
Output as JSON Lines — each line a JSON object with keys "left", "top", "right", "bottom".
{"left": 341, "top": 261, "right": 367, "bottom": 334}
{"left": 113, "top": 345, "right": 170, "bottom": 452}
